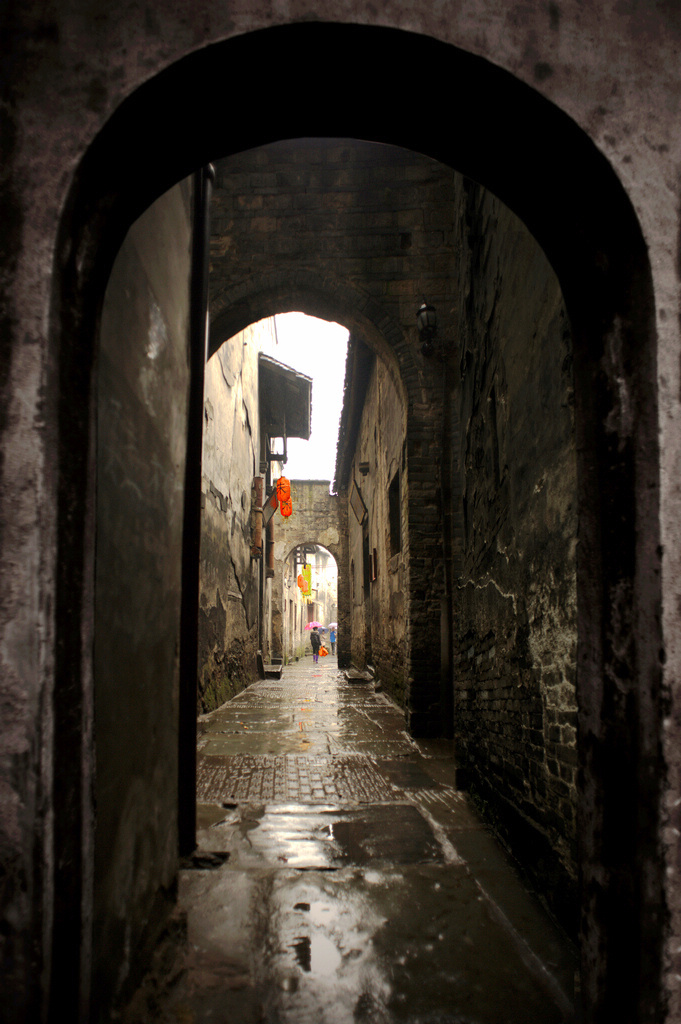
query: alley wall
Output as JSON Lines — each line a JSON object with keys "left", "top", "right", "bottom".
{"left": 343, "top": 350, "right": 409, "bottom": 699}
{"left": 452, "top": 183, "right": 578, "bottom": 923}
{"left": 198, "top": 320, "right": 276, "bottom": 711}
{"left": 331, "top": 174, "right": 578, "bottom": 926}
{"left": 93, "top": 179, "right": 193, "bottom": 1017}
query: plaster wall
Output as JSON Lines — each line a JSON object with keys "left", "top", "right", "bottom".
{"left": 93, "top": 178, "right": 193, "bottom": 1017}
{"left": 198, "top": 320, "right": 276, "bottom": 712}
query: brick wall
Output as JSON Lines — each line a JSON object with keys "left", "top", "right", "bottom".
{"left": 452, "top": 183, "right": 578, "bottom": 923}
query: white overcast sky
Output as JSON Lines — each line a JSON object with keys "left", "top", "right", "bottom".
{"left": 259, "top": 312, "right": 349, "bottom": 482}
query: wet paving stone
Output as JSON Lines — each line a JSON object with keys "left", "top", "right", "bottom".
{"left": 257, "top": 866, "right": 571, "bottom": 1024}
{"left": 135, "top": 660, "right": 579, "bottom": 1023}
{"left": 376, "top": 758, "right": 443, "bottom": 790}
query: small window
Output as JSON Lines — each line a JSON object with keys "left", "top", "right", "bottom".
{"left": 388, "top": 472, "right": 401, "bottom": 556}
{"left": 372, "top": 548, "right": 378, "bottom": 582}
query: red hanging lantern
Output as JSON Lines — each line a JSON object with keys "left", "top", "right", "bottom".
{"left": 280, "top": 497, "right": 293, "bottom": 518}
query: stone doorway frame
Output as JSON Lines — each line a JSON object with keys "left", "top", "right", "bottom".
{"left": 48, "top": 23, "right": 662, "bottom": 1024}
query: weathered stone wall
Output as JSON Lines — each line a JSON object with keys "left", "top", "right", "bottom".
{"left": 93, "top": 179, "right": 192, "bottom": 1016}
{"left": 344, "top": 348, "right": 409, "bottom": 704}
{"left": 198, "top": 320, "right": 276, "bottom": 712}
{"left": 452, "top": 183, "right": 578, "bottom": 923}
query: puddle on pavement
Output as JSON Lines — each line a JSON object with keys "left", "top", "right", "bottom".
{"left": 201, "top": 732, "right": 338, "bottom": 756}
{"left": 214, "top": 803, "right": 447, "bottom": 869}
{"left": 289, "top": 933, "right": 341, "bottom": 975}
{"left": 251, "top": 867, "right": 569, "bottom": 1024}
{"left": 326, "top": 804, "right": 444, "bottom": 864}
{"left": 172, "top": 861, "right": 571, "bottom": 1024}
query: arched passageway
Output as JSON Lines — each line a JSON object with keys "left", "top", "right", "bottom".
{"left": 282, "top": 543, "right": 338, "bottom": 663}
{"left": 4, "top": 19, "right": 666, "bottom": 1024}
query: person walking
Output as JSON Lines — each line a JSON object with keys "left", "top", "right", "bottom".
{"left": 310, "top": 626, "right": 322, "bottom": 663}
{"left": 329, "top": 627, "right": 336, "bottom": 655}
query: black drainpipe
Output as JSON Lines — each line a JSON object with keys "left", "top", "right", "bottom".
{"left": 178, "top": 164, "right": 214, "bottom": 857}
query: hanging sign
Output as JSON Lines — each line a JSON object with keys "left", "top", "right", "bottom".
{"left": 350, "top": 478, "right": 367, "bottom": 525}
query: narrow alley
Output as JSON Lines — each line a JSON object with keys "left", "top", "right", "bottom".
{"left": 4, "top": 10, "right": 680, "bottom": 1023}
{"left": 131, "top": 655, "right": 578, "bottom": 1023}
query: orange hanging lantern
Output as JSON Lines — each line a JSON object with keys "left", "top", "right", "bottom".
{"left": 275, "top": 476, "right": 292, "bottom": 518}
{"left": 276, "top": 476, "right": 291, "bottom": 502}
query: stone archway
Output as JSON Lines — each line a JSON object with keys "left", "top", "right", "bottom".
{"left": 3, "top": 17, "right": 668, "bottom": 1024}
{"left": 209, "top": 266, "right": 413, "bottom": 387}
{"left": 269, "top": 482, "right": 345, "bottom": 666}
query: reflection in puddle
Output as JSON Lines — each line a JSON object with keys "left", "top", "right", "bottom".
{"left": 291, "top": 935, "right": 311, "bottom": 972}
{"left": 269, "top": 877, "right": 389, "bottom": 1024}
{"left": 290, "top": 933, "right": 342, "bottom": 976}
{"left": 310, "top": 933, "right": 342, "bottom": 975}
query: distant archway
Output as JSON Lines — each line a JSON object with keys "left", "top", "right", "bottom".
{"left": 282, "top": 543, "right": 338, "bottom": 664}
{"left": 209, "top": 269, "right": 409, "bottom": 398}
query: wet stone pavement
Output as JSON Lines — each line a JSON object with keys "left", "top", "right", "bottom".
{"left": 137, "top": 656, "right": 579, "bottom": 1023}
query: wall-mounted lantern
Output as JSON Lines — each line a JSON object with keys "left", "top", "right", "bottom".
{"left": 417, "top": 302, "right": 438, "bottom": 357}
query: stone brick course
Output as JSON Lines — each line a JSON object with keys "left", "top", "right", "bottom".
{"left": 197, "top": 753, "right": 396, "bottom": 805}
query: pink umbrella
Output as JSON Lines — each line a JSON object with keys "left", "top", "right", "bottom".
{"left": 304, "top": 621, "right": 323, "bottom": 630}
